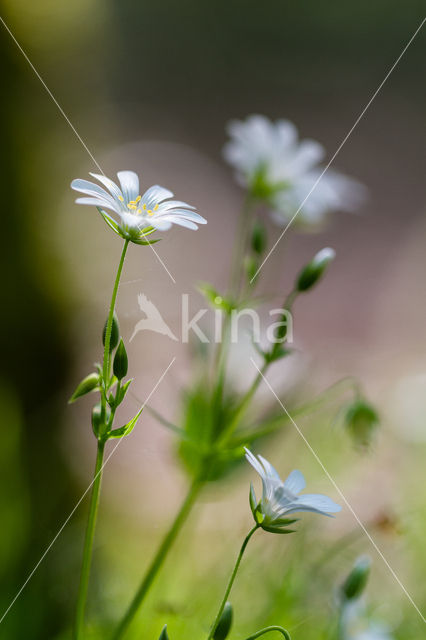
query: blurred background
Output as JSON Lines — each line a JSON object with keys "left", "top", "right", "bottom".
{"left": 0, "top": 1, "right": 425, "bottom": 638}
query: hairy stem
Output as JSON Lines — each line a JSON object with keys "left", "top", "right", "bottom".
{"left": 73, "top": 239, "right": 129, "bottom": 639}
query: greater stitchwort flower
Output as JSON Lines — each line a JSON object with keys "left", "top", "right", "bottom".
{"left": 71, "top": 170, "right": 206, "bottom": 243}
{"left": 245, "top": 448, "right": 341, "bottom": 532}
{"left": 224, "top": 115, "right": 365, "bottom": 226}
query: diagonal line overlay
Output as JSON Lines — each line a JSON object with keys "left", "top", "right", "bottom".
{"left": 251, "top": 16, "right": 426, "bottom": 282}
{"left": 0, "top": 15, "right": 176, "bottom": 283}
{"left": 250, "top": 358, "right": 425, "bottom": 624}
{"left": 0, "top": 357, "right": 176, "bottom": 626}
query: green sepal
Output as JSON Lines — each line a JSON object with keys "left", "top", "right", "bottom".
{"left": 261, "top": 525, "right": 296, "bottom": 535}
{"left": 198, "top": 283, "right": 234, "bottom": 313}
{"left": 69, "top": 372, "right": 100, "bottom": 403}
{"left": 158, "top": 624, "right": 169, "bottom": 640}
{"left": 98, "top": 208, "right": 124, "bottom": 238}
{"left": 132, "top": 235, "right": 161, "bottom": 246}
{"left": 213, "top": 602, "right": 233, "bottom": 640}
{"left": 113, "top": 339, "right": 128, "bottom": 380}
{"left": 254, "top": 508, "right": 265, "bottom": 525}
{"left": 106, "top": 406, "right": 143, "bottom": 440}
{"left": 91, "top": 403, "right": 110, "bottom": 439}
{"left": 102, "top": 313, "right": 120, "bottom": 352}
{"left": 116, "top": 378, "right": 133, "bottom": 405}
{"left": 264, "top": 345, "right": 292, "bottom": 365}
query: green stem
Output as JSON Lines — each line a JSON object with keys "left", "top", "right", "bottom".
{"left": 102, "top": 239, "right": 129, "bottom": 389}
{"left": 74, "top": 239, "right": 129, "bottom": 639}
{"left": 229, "top": 194, "right": 255, "bottom": 299}
{"left": 244, "top": 626, "right": 291, "bottom": 640}
{"left": 73, "top": 440, "right": 105, "bottom": 640}
{"left": 112, "top": 478, "right": 202, "bottom": 639}
{"left": 207, "top": 525, "right": 259, "bottom": 640}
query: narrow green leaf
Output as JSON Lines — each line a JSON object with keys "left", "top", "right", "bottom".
{"left": 107, "top": 406, "right": 143, "bottom": 440}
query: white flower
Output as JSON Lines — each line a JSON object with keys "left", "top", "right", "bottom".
{"left": 351, "top": 629, "right": 394, "bottom": 640}
{"left": 71, "top": 171, "right": 206, "bottom": 243}
{"left": 223, "top": 115, "right": 366, "bottom": 226}
{"left": 245, "top": 448, "right": 341, "bottom": 530}
{"left": 342, "top": 598, "right": 394, "bottom": 640}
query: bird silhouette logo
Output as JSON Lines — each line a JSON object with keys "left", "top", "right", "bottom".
{"left": 130, "top": 294, "right": 178, "bottom": 342}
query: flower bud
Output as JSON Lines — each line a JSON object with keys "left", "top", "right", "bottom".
{"left": 213, "top": 602, "right": 233, "bottom": 640}
{"left": 113, "top": 339, "right": 128, "bottom": 380}
{"left": 159, "top": 625, "right": 169, "bottom": 640}
{"left": 296, "top": 247, "right": 336, "bottom": 292}
{"left": 91, "top": 403, "right": 103, "bottom": 439}
{"left": 251, "top": 221, "right": 267, "bottom": 255}
{"left": 69, "top": 372, "right": 99, "bottom": 403}
{"left": 340, "top": 555, "right": 371, "bottom": 601}
{"left": 102, "top": 313, "right": 120, "bottom": 351}
{"left": 245, "top": 256, "right": 259, "bottom": 282}
{"left": 344, "top": 400, "right": 379, "bottom": 449}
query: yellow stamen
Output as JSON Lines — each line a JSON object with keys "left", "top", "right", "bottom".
{"left": 137, "top": 208, "right": 142, "bottom": 214}
{"left": 142, "top": 203, "right": 147, "bottom": 210}
{"left": 127, "top": 204, "right": 137, "bottom": 210}
{"left": 118, "top": 195, "right": 124, "bottom": 202}
{"left": 147, "top": 210, "right": 153, "bottom": 215}
{"left": 135, "top": 195, "right": 141, "bottom": 202}
{"left": 153, "top": 204, "right": 159, "bottom": 211}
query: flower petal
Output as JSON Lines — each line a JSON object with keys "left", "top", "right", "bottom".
{"left": 283, "top": 469, "right": 306, "bottom": 494}
{"left": 258, "top": 454, "right": 281, "bottom": 481}
{"left": 89, "top": 173, "right": 124, "bottom": 203}
{"left": 117, "top": 171, "right": 140, "bottom": 202}
{"left": 244, "top": 448, "right": 266, "bottom": 479}
{"left": 287, "top": 493, "right": 341, "bottom": 516}
{"left": 141, "top": 185, "right": 174, "bottom": 208}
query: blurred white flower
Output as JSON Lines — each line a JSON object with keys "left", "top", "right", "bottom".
{"left": 71, "top": 171, "right": 206, "bottom": 243}
{"left": 342, "top": 600, "right": 395, "bottom": 640}
{"left": 223, "top": 115, "right": 365, "bottom": 226}
{"left": 245, "top": 448, "right": 341, "bottom": 531}
{"left": 351, "top": 628, "right": 394, "bottom": 640}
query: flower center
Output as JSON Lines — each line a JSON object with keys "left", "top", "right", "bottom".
{"left": 119, "top": 195, "right": 160, "bottom": 216}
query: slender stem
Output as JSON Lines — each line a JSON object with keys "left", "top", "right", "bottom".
{"left": 102, "top": 239, "right": 129, "bottom": 388}
{"left": 244, "top": 626, "right": 291, "bottom": 640}
{"left": 228, "top": 194, "right": 255, "bottom": 299}
{"left": 207, "top": 525, "right": 259, "bottom": 640}
{"left": 112, "top": 478, "right": 202, "bottom": 639}
{"left": 74, "top": 239, "right": 129, "bottom": 639}
{"left": 74, "top": 440, "right": 105, "bottom": 639}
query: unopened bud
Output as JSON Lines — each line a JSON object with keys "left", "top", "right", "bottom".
{"left": 213, "top": 602, "right": 233, "bottom": 640}
{"left": 341, "top": 556, "right": 371, "bottom": 601}
{"left": 113, "top": 339, "right": 128, "bottom": 380}
{"left": 102, "top": 313, "right": 120, "bottom": 351}
{"left": 251, "top": 221, "right": 267, "bottom": 255}
{"left": 296, "top": 248, "right": 336, "bottom": 292}
{"left": 69, "top": 372, "right": 99, "bottom": 403}
{"left": 344, "top": 400, "right": 379, "bottom": 449}
{"left": 159, "top": 625, "right": 169, "bottom": 640}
